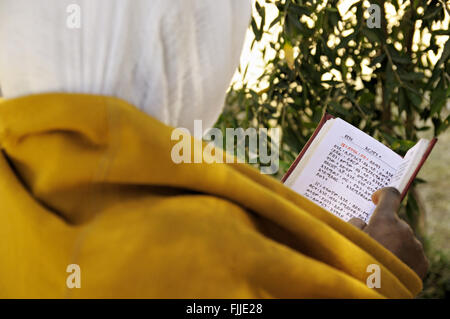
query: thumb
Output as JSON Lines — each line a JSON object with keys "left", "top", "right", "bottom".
{"left": 348, "top": 218, "right": 367, "bottom": 230}
{"left": 370, "top": 187, "right": 401, "bottom": 223}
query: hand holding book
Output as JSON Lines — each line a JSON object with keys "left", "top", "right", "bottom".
{"left": 283, "top": 113, "right": 437, "bottom": 224}
{"left": 282, "top": 113, "right": 434, "bottom": 277}
{"left": 349, "top": 187, "right": 429, "bottom": 278}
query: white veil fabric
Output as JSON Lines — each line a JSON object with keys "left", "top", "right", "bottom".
{"left": 0, "top": 0, "right": 251, "bottom": 131}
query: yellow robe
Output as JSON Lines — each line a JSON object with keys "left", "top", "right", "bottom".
{"left": 0, "top": 93, "right": 422, "bottom": 298}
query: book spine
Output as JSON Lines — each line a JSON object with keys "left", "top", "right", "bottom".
{"left": 281, "top": 112, "right": 335, "bottom": 183}
{"left": 400, "top": 137, "right": 438, "bottom": 201}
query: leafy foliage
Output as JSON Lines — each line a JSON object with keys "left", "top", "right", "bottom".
{"left": 418, "top": 240, "right": 450, "bottom": 298}
{"left": 216, "top": 0, "right": 450, "bottom": 231}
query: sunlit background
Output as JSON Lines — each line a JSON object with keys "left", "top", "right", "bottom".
{"left": 233, "top": 0, "right": 449, "bottom": 93}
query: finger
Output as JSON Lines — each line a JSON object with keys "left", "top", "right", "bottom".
{"left": 414, "top": 240, "right": 429, "bottom": 279}
{"left": 371, "top": 187, "right": 399, "bottom": 205}
{"left": 417, "top": 257, "right": 429, "bottom": 279}
{"left": 348, "top": 218, "right": 367, "bottom": 230}
{"left": 370, "top": 187, "right": 401, "bottom": 222}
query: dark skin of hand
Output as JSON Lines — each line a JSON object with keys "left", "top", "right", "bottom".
{"left": 348, "top": 187, "right": 429, "bottom": 279}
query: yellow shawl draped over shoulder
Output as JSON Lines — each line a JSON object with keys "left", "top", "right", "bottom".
{"left": 0, "top": 94, "right": 422, "bottom": 298}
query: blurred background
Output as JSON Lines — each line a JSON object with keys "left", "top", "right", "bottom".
{"left": 217, "top": 0, "right": 449, "bottom": 298}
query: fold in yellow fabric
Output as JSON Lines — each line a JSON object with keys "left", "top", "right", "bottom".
{"left": 0, "top": 93, "right": 422, "bottom": 298}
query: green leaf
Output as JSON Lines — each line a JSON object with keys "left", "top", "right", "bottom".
{"left": 370, "top": 53, "right": 386, "bottom": 67}
{"left": 255, "top": 1, "right": 262, "bottom": 14}
{"left": 287, "top": 12, "right": 304, "bottom": 31}
{"left": 430, "top": 88, "right": 447, "bottom": 116}
{"left": 398, "top": 87, "right": 407, "bottom": 112}
{"left": 269, "top": 15, "right": 282, "bottom": 29}
{"left": 431, "top": 29, "right": 450, "bottom": 36}
{"left": 337, "top": 32, "right": 357, "bottom": 49}
{"left": 381, "top": 132, "right": 397, "bottom": 145}
{"left": 414, "top": 125, "right": 431, "bottom": 132}
{"left": 406, "top": 90, "right": 422, "bottom": 110}
{"left": 328, "top": 10, "right": 340, "bottom": 28}
{"left": 358, "top": 91, "right": 375, "bottom": 107}
{"left": 388, "top": 46, "right": 411, "bottom": 64}
{"left": 251, "top": 18, "right": 262, "bottom": 41}
{"left": 435, "top": 38, "right": 450, "bottom": 70}
{"left": 289, "top": 4, "right": 311, "bottom": 17}
{"left": 391, "top": 139, "right": 416, "bottom": 153}
{"left": 391, "top": 55, "right": 411, "bottom": 65}
{"left": 384, "top": 62, "right": 395, "bottom": 102}
{"left": 413, "top": 177, "right": 427, "bottom": 184}
{"left": 399, "top": 72, "right": 425, "bottom": 81}
{"left": 362, "top": 27, "right": 381, "bottom": 43}
{"left": 329, "top": 101, "right": 350, "bottom": 116}
{"left": 422, "top": 4, "right": 443, "bottom": 20}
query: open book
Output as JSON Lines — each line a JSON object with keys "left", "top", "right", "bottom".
{"left": 282, "top": 113, "right": 437, "bottom": 223}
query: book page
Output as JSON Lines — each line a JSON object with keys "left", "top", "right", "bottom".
{"left": 284, "top": 120, "right": 335, "bottom": 187}
{"left": 389, "top": 139, "right": 430, "bottom": 193}
{"left": 288, "top": 119, "right": 403, "bottom": 223}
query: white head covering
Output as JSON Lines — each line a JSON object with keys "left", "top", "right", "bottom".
{"left": 0, "top": 0, "right": 251, "bottom": 131}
